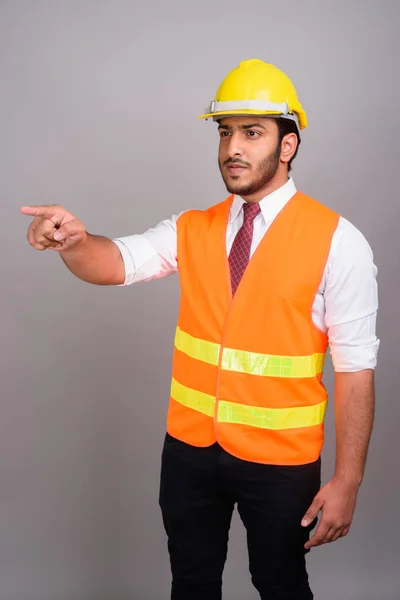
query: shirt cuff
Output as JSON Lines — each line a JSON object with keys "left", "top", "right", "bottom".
{"left": 112, "top": 235, "right": 158, "bottom": 286}
{"left": 330, "top": 339, "right": 380, "bottom": 372}
{"left": 112, "top": 240, "right": 132, "bottom": 286}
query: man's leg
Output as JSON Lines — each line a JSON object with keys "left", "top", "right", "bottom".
{"left": 159, "top": 434, "right": 234, "bottom": 600}
{"left": 224, "top": 451, "right": 321, "bottom": 600}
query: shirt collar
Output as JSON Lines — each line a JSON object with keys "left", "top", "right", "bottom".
{"left": 229, "top": 177, "right": 297, "bottom": 223}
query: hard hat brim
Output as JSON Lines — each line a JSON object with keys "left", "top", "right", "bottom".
{"left": 199, "top": 108, "right": 289, "bottom": 120}
{"left": 198, "top": 109, "right": 304, "bottom": 131}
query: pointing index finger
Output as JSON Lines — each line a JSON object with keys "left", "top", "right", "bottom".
{"left": 20, "top": 205, "right": 56, "bottom": 217}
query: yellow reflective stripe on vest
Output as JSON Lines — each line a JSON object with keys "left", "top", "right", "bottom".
{"left": 175, "top": 328, "right": 325, "bottom": 378}
{"left": 175, "top": 327, "right": 220, "bottom": 366}
{"left": 217, "top": 399, "right": 327, "bottom": 430}
{"left": 170, "top": 379, "right": 327, "bottom": 430}
{"left": 170, "top": 378, "right": 215, "bottom": 417}
{"left": 221, "top": 348, "right": 325, "bottom": 378}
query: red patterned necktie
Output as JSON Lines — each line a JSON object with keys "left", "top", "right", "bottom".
{"left": 229, "top": 201, "right": 261, "bottom": 295}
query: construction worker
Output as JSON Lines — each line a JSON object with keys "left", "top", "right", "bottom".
{"left": 21, "top": 59, "right": 378, "bottom": 600}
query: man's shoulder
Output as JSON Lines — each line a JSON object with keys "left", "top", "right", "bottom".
{"left": 296, "top": 190, "right": 340, "bottom": 219}
{"left": 177, "top": 196, "right": 232, "bottom": 225}
{"left": 333, "top": 216, "right": 374, "bottom": 258}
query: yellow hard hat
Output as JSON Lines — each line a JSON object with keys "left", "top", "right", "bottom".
{"left": 199, "top": 58, "right": 307, "bottom": 130}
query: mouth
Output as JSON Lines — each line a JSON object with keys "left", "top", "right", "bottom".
{"left": 226, "top": 164, "right": 248, "bottom": 175}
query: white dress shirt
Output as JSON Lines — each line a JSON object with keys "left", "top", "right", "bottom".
{"left": 113, "top": 178, "right": 379, "bottom": 372}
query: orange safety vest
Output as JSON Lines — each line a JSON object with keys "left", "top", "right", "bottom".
{"left": 166, "top": 191, "right": 340, "bottom": 465}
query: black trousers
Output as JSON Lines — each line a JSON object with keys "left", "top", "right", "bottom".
{"left": 159, "top": 433, "right": 320, "bottom": 600}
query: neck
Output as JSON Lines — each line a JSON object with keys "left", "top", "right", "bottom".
{"left": 241, "top": 170, "right": 289, "bottom": 203}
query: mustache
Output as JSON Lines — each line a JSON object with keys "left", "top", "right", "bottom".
{"left": 223, "top": 158, "right": 250, "bottom": 167}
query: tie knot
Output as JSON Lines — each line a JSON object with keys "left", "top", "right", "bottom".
{"left": 243, "top": 201, "right": 261, "bottom": 224}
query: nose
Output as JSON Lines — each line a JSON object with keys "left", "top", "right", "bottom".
{"left": 226, "top": 132, "right": 243, "bottom": 159}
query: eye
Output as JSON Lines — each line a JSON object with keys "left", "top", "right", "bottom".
{"left": 219, "top": 131, "right": 230, "bottom": 138}
{"left": 246, "top": 130, "right": 260, "bottom": 138}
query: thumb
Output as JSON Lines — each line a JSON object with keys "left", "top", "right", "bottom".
{"left": 53, "top": 219, "right": 85, "bottom": 242}
{"left": 301, "top": 493, "right": 324, "bottom": 527}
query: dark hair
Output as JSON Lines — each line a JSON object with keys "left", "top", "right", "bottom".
{"left": 276, "top": 118, "right": 301, "bottom": 172}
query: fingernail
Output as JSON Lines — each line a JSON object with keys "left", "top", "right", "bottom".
{"left": 54, "top": 232, "right": 63, "bottom": 241}
{"left": 301, "top": 519, "right": 309, "bottom": 527}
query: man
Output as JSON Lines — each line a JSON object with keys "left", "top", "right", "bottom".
{"left": 22, "top": 59, "right": 378, "bottom": 599}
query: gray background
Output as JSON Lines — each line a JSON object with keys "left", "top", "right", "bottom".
{"left": 1, "top": 0, "right": 398, "bottom": 598}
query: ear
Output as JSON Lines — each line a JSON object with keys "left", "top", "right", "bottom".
{"left": 280, "top": 133, "right": 298, "bottom": 165}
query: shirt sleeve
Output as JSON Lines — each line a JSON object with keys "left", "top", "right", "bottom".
{"left": 324, "top": 217, "right": 380, "bottom": 372}
{"left": 329, "top": 314, "right": 380, "bottom": 372}
{"left": 112, "top": 213, "right": 181, "bottom": 285}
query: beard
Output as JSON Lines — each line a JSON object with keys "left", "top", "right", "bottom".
{"left": 219, "top": 143, "right": 281, "bottom": 196}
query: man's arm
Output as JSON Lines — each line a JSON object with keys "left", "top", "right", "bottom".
{"left": 333, "top": 370, "right": 375, "bottom": 488}
{"left": 301, "top": 217, "right": 378, "bottom": 548}
{"left": 21, "top": 204, "right": 179, "bottom": 286}
{"left": 302, "top": 370, "right": 375, "bottom": 548}
{"left": 59, "top": 233, "right": 126, "bottom": 285}
{"left": 21, "top": 204, "right": 126, "bottom": 285}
